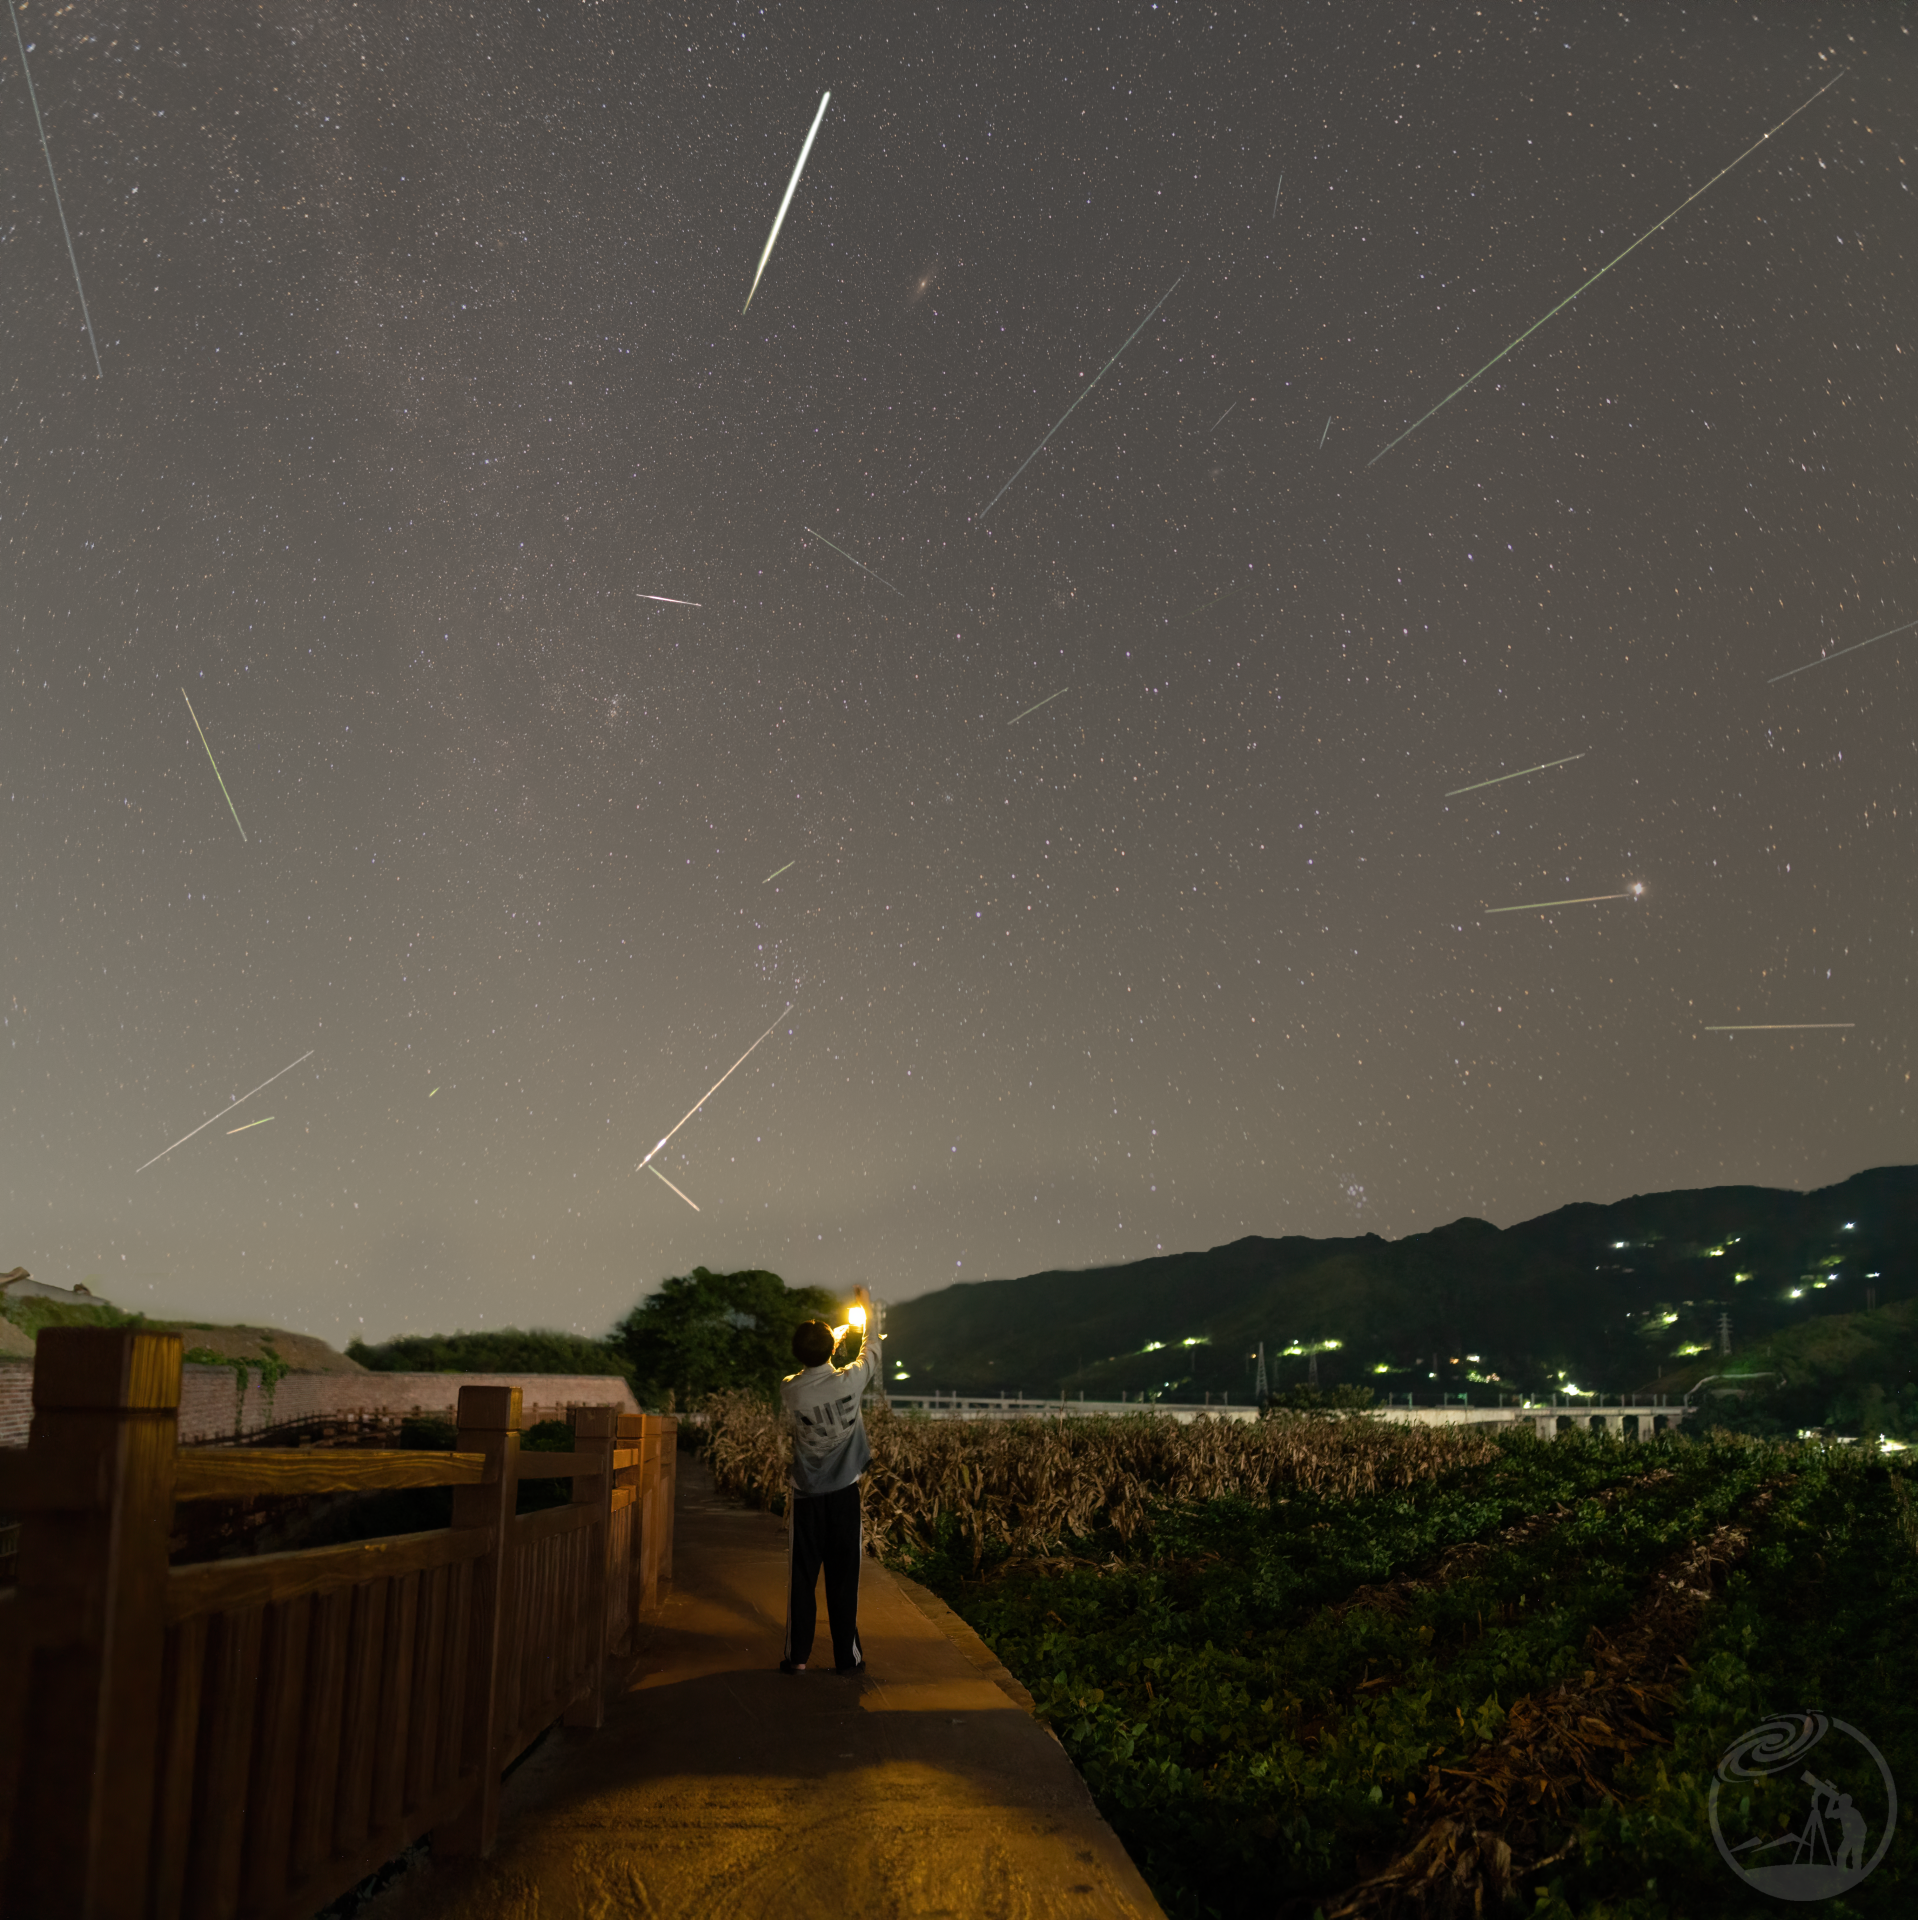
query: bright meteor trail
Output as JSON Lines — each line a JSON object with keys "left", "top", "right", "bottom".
{"left": 137, "top": 1050, "right": 314, "bottom": 1172}
{"left": 743, "top": 91, "right": 830, "bottom": 314}
{"left": 226, "top": 1116, "right": 275, "bottom": 1135}
{"left": 648, "top": 1164, "right": 702, "bottom": 1211}
{"left": 1007, "top": 688, "right": 1068, "bottom": 726}
{"left": 637, "top": 1005, "right": 792, "bottom": 1173}
{"left": 1768, "top": 614, "right": 1917, "bottom": 683}
{"left": 1370, "top": 67, "right": 1848, "bottom": 467}
{"left": 1446, "top": 752, "right": 1586, "bottom": 797}
{"left": 979, "top": 273, "right": 1184, "bottom": 520}
{"left": 803, "top": 526, "right": 904, "bottom": 596}
{"left": 181, "top": 690, "right": 248, "bottom": 843}
{"left": 639, "top": 593, "right": 702, "bottom": 607}
{"left": 1704, "top": 1023, "right": 1854, "bottom": 1032}
{"left": 1486, "top": 889, "right": 1640, "bottom": 915}
{"left": 8, "top": 0, "right": 102, "bottom": 379}
{"left": 763, "top": 860, "right": 795, "bottom": 883}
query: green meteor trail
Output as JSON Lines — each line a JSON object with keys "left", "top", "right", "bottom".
{"left": 979, "top": 272, "right": 1184, "bottom": 520}
{"left": 802, "top": 527, "right": 904, "bottom": 596}
{"left": 8, "top": 0, "right": 101, "bottom": 378}
{"left": 1486, "top": 888, "right": 1640, "bottom": 915}
{"left": 226, "top": 1116, "right": 274, "bottom": 1134}
{"left": 1007, "top": 688, "right": 1068, "bottom": 726}
{"left": 1370, "top": 68, "right": 1848, "bottom": 467}
{"left": 181, "top": 689, "right": 248, "bottom": 842}
{"left": 1768, "top": 614, "right": 1917, "bottom": 683}
{"left": 1446, "top": 752, "right": 1585, "bottom": 797}
{"left": 763, "top": 860, "right": 795, "bottom": 883}
{"left": 1704, "top": 1023, "right": 1854, "bottom": 1032}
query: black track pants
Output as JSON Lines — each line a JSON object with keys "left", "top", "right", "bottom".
{"left": 784, "top": 1480, "right": 863, "bottom": 1669}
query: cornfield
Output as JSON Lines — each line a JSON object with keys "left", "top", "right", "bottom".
{"left": 698, "top": 1392, "right": 1505, "bottom": 1565}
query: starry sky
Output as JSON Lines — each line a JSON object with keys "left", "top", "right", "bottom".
{"left": 5, "top": 2, "right": 1914, "bottom": 1345}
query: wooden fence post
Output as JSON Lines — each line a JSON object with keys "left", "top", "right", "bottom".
{"left": 6, "top": 1327, "right": 182, "bottom": 1919}
{"left": 563, "top": 1408, "right": 616, "bottom": 1729}
{"left": 434, "top": 1384, "right": 519, "bottom": 1858}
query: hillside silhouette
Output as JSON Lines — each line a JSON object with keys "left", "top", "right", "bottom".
{"left": 884, "top": 1166, "right": 1918, "bottom": 1403}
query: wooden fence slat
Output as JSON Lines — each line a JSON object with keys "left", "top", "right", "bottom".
{"left": 290, "top": 1588, "right": 349, "bottom": 1886}
{"left": 436, "top": 1560, "right": 473, "bottom": 1796}
{"left": 370, "top": 1573, "right": 420, "bottom": 1837}
{"left": 332, "top": 1578, "right": 388, "bottom": 1857}
{"left": 240, "top": 1594, "right": 312, "bottom": 1911}
{"left": 432, "top": 1384, "right": 520, "bottom": 1858}
{"left": 148, "top": 1614, "right": 209, "bottom": 1920}
{"left": 166, "top": 1525, "right": 486, "bottom": 1622}
{"left": 659, "top": 1418, "right": 678, "bottom": 1583}
{"left": 184, "top": 1603, "right": 264, "bottom": 1920}
{"left": 406, "top": 1563, "right": 449, "bottom": 1812}
{"left": 565, "top": 1407, "right": 616, "bottom": 1731}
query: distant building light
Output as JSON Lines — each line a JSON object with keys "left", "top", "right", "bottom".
{"left": 1142, "top": 1341, "right": 1165, "bottom": 1353}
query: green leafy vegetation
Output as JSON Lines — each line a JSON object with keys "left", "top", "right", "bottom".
{"left": 345, "top": 1327, "right": 629, "bottom": 1376}
{"left": 700, "top": 1395, "right": 1915, "bottom": 1917}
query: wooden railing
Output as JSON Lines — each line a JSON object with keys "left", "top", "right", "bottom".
{"left": 0, "top": 1328, "right": 676, "bottom": 1919}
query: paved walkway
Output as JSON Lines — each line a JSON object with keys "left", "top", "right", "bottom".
{"left": 365, "top": 1456, "right": 1162, "bottom": 1920}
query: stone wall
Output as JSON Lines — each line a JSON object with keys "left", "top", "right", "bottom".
{"left": 0, "top": 1358, "right": 638, "bottom": 1446}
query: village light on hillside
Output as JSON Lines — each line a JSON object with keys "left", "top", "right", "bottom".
{"left": 1142, "top": 1340, "right": 1165, "bottom": 1353}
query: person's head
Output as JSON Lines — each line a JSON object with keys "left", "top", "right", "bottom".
{"left": 792, "top": 1319, "right": 836, "bottom": 1368}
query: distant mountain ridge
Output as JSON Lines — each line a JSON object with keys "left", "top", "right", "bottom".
{"left": 883, "top": 1166, "right": 1918, "bottom": 1402}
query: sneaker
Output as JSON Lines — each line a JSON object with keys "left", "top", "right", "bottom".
{"left": 779, "top": 1659, "right": 807, "bottom": 1674}
{"left": 833, "top": 1660, "right": 866, "bottom": 1677}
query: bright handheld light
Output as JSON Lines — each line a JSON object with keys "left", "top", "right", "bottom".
{"left": 848, "top": 1305, "right": 867, "bottom": 1330}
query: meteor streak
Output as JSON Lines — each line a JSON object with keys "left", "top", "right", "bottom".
{"left": 429, "top": 1088, "right": 439, "bottom": 1097}
{"left": 763, "top": 860, "right": 795, "bottom": 883}
{"left": 1370, "top": 67, "right": 1848, "bottom": 467}
{"left": 182, "top": 690, "right": 248, "bottom": 842}
{"left": 743, "top": 91, "right": 831, "bottom": 314}
{"left": 1485, "top": 889, "right": 1639, "bottom": 914}
{"left": 1272, "top": 172, "right": 1283, "bottom": 215}
{"left": 226, "top": 1116, "right": 275, "bottom": 1135}
{"left": 1208, "top": 399, "right": 1238, "bottom": 435}
{"left": 637, "top": 1005, "right": 792, "bottom": 1173}
{"left": 1704, "top": 1023, "right": 1854, "bottom": 1032}
{"left": 1768, "top": 614, "right": 1917, "bottom": 683}
{"left": 1007, "top": 688, "right": 1068, "bottom": 725}
{"left": 1446, "top": 752, "right": 1586, "bottom": 797}
{"left": 639, "top": 593, "right": 702, "bottom": 607}
{"left": 979, "top": 273, "right": 1184, "bottom": 520}
{"left": 1318, "top": 416, "right": 1331, "bottom": 450}
{"left": 802, "top": 526, "right": 904, "bottom": 596}
{"left": 137, "top": 1049, "right": 314, "bottom": 1172}
{"left": 8, "top": 1, "right": 101, "bottom": 378}
{"left": 648, "top": 1164, "right": 702, "bottom": 1211}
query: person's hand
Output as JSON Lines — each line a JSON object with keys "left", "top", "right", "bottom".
{"left": 853, "top": 1284, "right": 873, "bottom": 1313}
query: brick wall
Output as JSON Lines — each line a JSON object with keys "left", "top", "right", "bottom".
{"left": 0, "top": 1358, "right": 638, "bottom": 1446}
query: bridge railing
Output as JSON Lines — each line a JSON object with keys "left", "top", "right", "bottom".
{"left": 0, "top": 1327, "right": 675, "bottom": 1918}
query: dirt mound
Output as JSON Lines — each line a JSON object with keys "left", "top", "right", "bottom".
{"left": 167, "top": 1324, "right": 366, "bottom": 1374}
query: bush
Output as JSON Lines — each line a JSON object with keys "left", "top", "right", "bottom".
{"left": 346, "top": 1327, "right": 628, "bottom": 1376}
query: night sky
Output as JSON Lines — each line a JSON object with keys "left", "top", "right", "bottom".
{"left": 5, "top": 3, "right": 1914, "bottom": 1345}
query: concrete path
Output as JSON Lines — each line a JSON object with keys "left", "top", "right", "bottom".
{"left": 364, "top": 1456, "right": 1162, "bottom": 1920}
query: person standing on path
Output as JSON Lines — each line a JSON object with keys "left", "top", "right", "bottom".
{"left": 780, "top": 1284, "right": 880, "bottom": 1675}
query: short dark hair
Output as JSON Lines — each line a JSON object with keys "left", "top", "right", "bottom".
{"left": 792, "top": 1320, "right": 836, "bottom": 1368}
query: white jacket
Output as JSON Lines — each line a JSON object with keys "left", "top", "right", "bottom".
{"left": 780, "top": 1331, "right": 882, "bottom": 1496}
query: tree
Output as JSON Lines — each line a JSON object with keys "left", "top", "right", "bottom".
{"left": 610, "top": 1267, "right": 843, "bottom": 1406}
